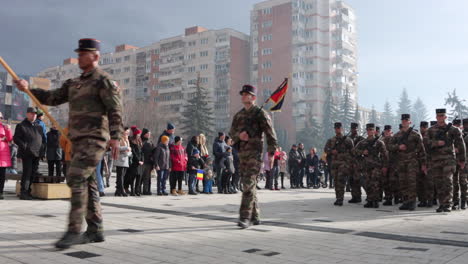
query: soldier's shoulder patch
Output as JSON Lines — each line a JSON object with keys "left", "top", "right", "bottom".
{"left": 109, "top": 79, "right": 121, "bottom": 93}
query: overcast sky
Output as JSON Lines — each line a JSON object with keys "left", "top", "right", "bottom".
{"left": 1, "top": 0, "right": 467, "bottom": 115}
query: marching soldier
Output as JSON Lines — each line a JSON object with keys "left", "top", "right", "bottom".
{"left": 449, "top": 118, "right": 466, "bottom": 210}
{"left": 417, "top": 121, "right": 434, "bottom": 207}
{"left": 382, "top": 125, "right": 400, "bottom": 205}
{"left": 229, "top": 84, "right": 278, "bottom": 229}
{"left": 427, "top": 109, "right": 466, "bottom": 212}
{"left": 388, "top": 114, "right": 427, "bottom": 211}
{"left": 349, "top": 122, "right": 365, "bottom": 203}
{"left": 14, "top": 38, "right": 123, "bottom": 249}
{"left": 461, "top": 119, "right": 468, "bottom": 209}
{"left": 353, "top": 124, "right": 389, "bottom": 208}
{"left": 324, "top": 122, "right": 354, "bottom": 206}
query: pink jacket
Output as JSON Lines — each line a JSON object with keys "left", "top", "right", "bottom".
{"left": 0, "top": 123, "right": 12, "bottom": 167}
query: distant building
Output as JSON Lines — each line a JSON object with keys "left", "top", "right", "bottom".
{"left": 0, "top": 71, "right": 37, "bottom": 123}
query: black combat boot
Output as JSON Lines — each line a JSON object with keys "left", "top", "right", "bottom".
{"left": 373, "top": 201, "right": 380, "bottom": 208}
{"left": 399, "top": 202, "right": 409, "bottom": 210}
{"left": 237, "top": 219, "right": 250, "bottom": 229}
{"left": 417, "top": 201, "right": 427, "bottom": 207}
{"left": 436, "top": 205, "right": 444, "bottom": 213}
{"left": 426, "top": 200, "right": 433, "bottom": 208}
{"left": 348, "top": 197, "right": 362, "bottom": 203}
{"left": 81, "top": 231, "right": 105, "bottom": 244}
{"left": 363, "top": 201, "right": 373, "bottom": 208}
{"left": 382, "top": 199, "right": 393, "bottom": 206}
{"left": 443, "top": 205, "right": 452, "bottom": 212}
{"left": 55, "top": 232, "right": 82, "bottom": 249}
{"left": 461, "top": 200, "right": 466, "bottom": 210}
{"left": 394, "top": 197, "right": 402, "bottom": 204}
{"left": 251, "top": 219, "right": 261, "bottom": 225}
{"left": 452, "top": 200, "right": 459, "bottom": 210}
{"left": 333, "top": 199, "right": 343, "bottom": 206}
{"left": 407, "top": 201, "right": 416, "bottom": 211}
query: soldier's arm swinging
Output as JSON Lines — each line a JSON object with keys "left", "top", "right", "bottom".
{"left": 100, "top": 79, "right": 124, "bottom": 141}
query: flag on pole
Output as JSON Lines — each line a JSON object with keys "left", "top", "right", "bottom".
{"left": 196, "top": 169, "right": 204, "bottom": 180}
{"left": 266, "top": 78, "right": 288, "bottom": 112}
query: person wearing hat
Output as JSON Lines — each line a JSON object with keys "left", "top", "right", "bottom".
{"left": 324, "top": 122, "right": 354, "bottom": 206}
{"left": 349, "top": 123, "right": 365, "bottom": 203}
{"left": 229, "top": 84, "right": 278, "bottom": 228}
{"left": 353, "top": 123, "right": 389, "bottom": 208}
{"left": 13, "top": 107, "right": 46, "bottom": 200}
{"left": 388, "top": 114, "right": 427, "bottom": 211}
{"left": 415, "top": 121, "right": 434, "bottom": 208}
{"left": 427, "top": 109, "right": 466, "bottom": 212}
{"left": 157, "top": 123, "right": 175, "bottom": 145}
{"left": 153, "top": 135, "right": 171, "bottom": 196}
{"left": 169, "top": 136, "right": 187, "bottom": 195}
{"left": 14, "top": 38, "right": 124, "bottom": 249}
{"left": 381, "top": 125, "right": 401, "bottom": 205}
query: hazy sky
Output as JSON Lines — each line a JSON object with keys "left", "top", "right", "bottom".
{"left": 1, "top": 0, "right": 467, "bottom": 115}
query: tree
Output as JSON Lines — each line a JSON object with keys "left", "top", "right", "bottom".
{"left": 353, "top": 103, "right": 361, "bottom": 133}
{"left": 380, "top": 100, "right": 395, "bottom": 127}
{"left": 412, "top": 97, "right": 429, "bottom": 126}
{"left": 322, "top": 88, "right": 339, "bottom": 140}
{"left": 122, "top": 99, "right": 162, "bottom": 135}
{"left": 397, "top": 88, "right": 412, "bottom": 117}
{"left": 179, "top": 74, "right": 215, "bottom": 139}
{"left": 445, "top": 89, "right": 468, "bottom": 120}
{"left": 338, "top": 87, "right": 354, "bottom": 129}
{"left": 369, "top": 105, "right": 378, "bottom": 124}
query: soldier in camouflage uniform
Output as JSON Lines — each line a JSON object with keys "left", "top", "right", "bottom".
{"left": 416, "top": 121, "right": 434, "bottom": 207}
{"left": 229, "top": 84, "right": 278, "bottom": 229}
{"left": 348, "top": 122, "right": 365, "bottom": 203}
{"left": 460, "top": 119, "right": 468, "bottom": 209}
{"left": 451, "top": 119, "right": 467, "bottom": 210}
{"left": 388, "top": 114, "right": 427, "bottom": 211}
{"left": 353, "top": 124, "right": 389, "bottom": 208}
{"left": 14, "top": 39, "right": 123, "bottom": 249}
{"left": 427, "top": 109, "right": 466, "bottom": 212}
{"left": 382, "top": 125, "right": 400, "bottom": 205}
{"left": 324, "top": 122, "right": 354, "bottom": 206}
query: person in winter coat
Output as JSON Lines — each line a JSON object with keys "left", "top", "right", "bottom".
{"left": 141, "top": 128, "right": 155, "bottom": 195}
{"left": 222, "top": 146, "right": 235, "bottom": 194}
{"left": 157, "top": 123, "right": 175, "bottom": 145}
{"left": 278, "top": 149, "right": 288, "bottom": 189}
{"left": 169, "top": 136, "right": 187, "bottom": 195}
{"left": 187, "top": 149, "right": 204, "bottom": 195}
{"left": 46, "top": 126, "right": 63, "bottom": 182}
{"left": 213, "top": 132, "right": 227, "bottom": 193}
{"left": 153, "top": 135, "right": 171, "bottom": 195}
{"left": 263, "top": 151, "right": 274, "bottom": 190}
{"left": 113, "top": 127, "right": 132, "bottom": 197}
{"left": 203, "top": 157, "right": 214, "bottom": 194}
{"left": 7, "top": 142, "right": 18, "bottom": 174}
{"left": 125, "top": 129, "right": 144, "bottom": 196}
{"left": 306, "top": 148, "right": 319, "bottom": 188}
{"left": 0, "top": 112, "right": 13, "bottom": 200}
{"left": 288, "top": 144, "right": 301, "bottom": 189}
{"left": 14, "top": 107, "right": 46, "bottom": 200}
{"left": 33, "top": 109, "right": 47, "bottom": 177}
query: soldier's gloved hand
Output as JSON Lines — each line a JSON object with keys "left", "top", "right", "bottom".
{"left": 239, "top": 131, "right": 249, "bottom": 142}
{"left": 437, "top": 140, "right": 445, "bottom": 147}
{"left": 398, "top": 144, "right": 407, "bottom": 151}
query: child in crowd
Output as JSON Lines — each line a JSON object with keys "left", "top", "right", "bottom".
{"left": 187, "top": 149, "right": 204, "bottom": 195}
{"left": 203, "top": 157, "right": 214, "bottom": 194}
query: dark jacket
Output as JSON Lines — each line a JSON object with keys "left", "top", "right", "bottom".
{"left": 128, "top": 141, "right": 144, "bottom": 176}
{"left": 46, "top": 129, "right": 63, "bottom": 161}
{"left": 306, "top": 153, "right": 319, "bottom": 170}
{"left": 212, "top": 138, "right": 227, "bottom": 165}
{"left": 141, "top": 138, "right": 155, "bottom": 165}
{"left": 223, "top": 152, "right": 235, "bottom": 174}
{"left": 188, "top": 155, "right": 205, "bottom": 174}
{"left": 14, "top": 118, "right": 46, "bottom": 158}
{"left": 157, "top": 130, "right": 174, "bottom": 145}
{"left": 288, "top": 149, "right": 300, "bottom": 169}
{"left": 298, "top": 148, "right": 307, "bottom": 168}
{"left": 10, "top": 143, "right": 18, "bottom": 169}
{"left": 153, "top": 143, "right": 170, "bottom": 170}
{"left": 186, "top": 141, "right": 198, "bottom": 157}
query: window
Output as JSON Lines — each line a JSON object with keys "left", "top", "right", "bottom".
{"left": 262, "top": 61, "right": 272, "bottom": 69}
{"left": 200, "top": 51, "right": 209, "bottom": 57}
{"left": 262, "top": 20, "right": 272, "bottom": 28}
{"left": 124, "top": 67, "right": 130, "bottom": 72}
{"left": 115, "top": 58, "right": 122, "bottom": 63}
{"left": 188, "top": 41, "right": 196, "bottom": 47}
{"left": 200, "top": 77, "right": 208, "bottom": 83}
{"left": 262, "top": 76, "right": 272, "bottom": 83}
{"left": 124, "top": 55, "right": 130, "bottom": 61}
{"left": 153, "top": 73, "right": 159, "bottom": 78}
{"left": 187, "top": 53, "right": 196, "bottom": 60}
{"left": 188, "top": 66, "right": 196, "bottom": 72}
{"left": 262, "top": 48, "right": 272, "bottom": 55}
{"left": 124, "top": 78, "right": 130, "bottom": 84}
{"left": 124, "top": 89, "right": 129, "bottom": 95}
{"left": 262, "top": 7, "right": 272, "bottom": 14}
{"left": 262, "top": 34, "right": 272, "bottom": 41}
{"left": 200, "top": 64, "right": 208, "bottom": 70}
{"left": 200, "top": 38, "right": 209, "bottom": 45}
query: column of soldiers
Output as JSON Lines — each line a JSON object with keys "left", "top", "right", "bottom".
{"left": 324, "top": 109, "right": 467, "bottom": 212}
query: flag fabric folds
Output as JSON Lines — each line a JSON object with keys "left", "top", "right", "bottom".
{"left": 266, "top": 78, "right": 288, "bottom": 112}
{"left": 196, "top": 169, "right": 204, "bottom": 180}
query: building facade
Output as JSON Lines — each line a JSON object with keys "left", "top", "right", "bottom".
{"left": 250, "top": 0, "right": 358, "bottom": 146}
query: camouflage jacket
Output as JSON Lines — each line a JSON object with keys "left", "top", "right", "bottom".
{"left": 427, "top": 123, "right": 466, "bottom": 163}
{"left": 30, "top": 68, "right": 123, "bottom": 142}
{"left": 324, "top": 134, "right": 354, "bottom": 163}
{"left": 387, "top": 129, "right": 426, "bottom": 165}
{"left": 229, "top": 104, "right": 278, "bottom": 156}
{"left": 353, "top": 137, "right": 389, "bottom": 169}
{"left": 350, "top": 133, "right": 365, "bottom": 146}
{"left": 383, "top": 135, "right": 396, "bottom": 164}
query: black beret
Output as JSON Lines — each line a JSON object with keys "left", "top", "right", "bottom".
{"left": 375, "top": 126, "right": 381, "bottom": 131}
{"left": 401, "top": 114, "right": 410, "bottom": 120}
{"left": 463, "top": 119, "right": 468, "bottom": 125}
{"left": 436, "top": 109, "right": 446, "bottom": 114}
{"left": 350, "top": 123, "right": 359, "bottom": 129}
{"left": 174, "top": 136, "right": 181, "bottom": 143}
{"left": 239, "top": 84, "right": 256, "bottom": 96}
{"left": 384, "top": 125, "right": 392, "bottom": 130}
{"left": 453, "top": 119, "right": 461, "bottom": 126}
{"left": 334, "top": 122, "right": 342, "bottom": 129}
{"left": 75, "top": 38, "right": 101, "bottom": 52}
{"left": 366, "top": 123, "right": 375, "bottom": 129}
{"left": 420, "top": 121, "right": 429, "bottom": 128}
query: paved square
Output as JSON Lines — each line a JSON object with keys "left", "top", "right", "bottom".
{"left": 1, "top": 178, "right": 468, "bottom": 264}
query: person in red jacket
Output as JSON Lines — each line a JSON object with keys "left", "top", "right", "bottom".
{"left": 0, "top": 112, "right": 13, "bottom": 200}
{"left": 170, "top": 136, "right": 187, "bottom": 195}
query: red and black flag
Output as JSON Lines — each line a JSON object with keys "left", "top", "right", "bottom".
{"left": 266, "top": 78, "right": 288, "bottom": 112}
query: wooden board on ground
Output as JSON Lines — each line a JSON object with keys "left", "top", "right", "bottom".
{"left": 15, "top": 181, "right": 71, "bottom": 199}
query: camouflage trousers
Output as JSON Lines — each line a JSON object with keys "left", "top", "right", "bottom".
{"left": 397, "top": 160, "right": 419, "bottom": 203}
{"left": 432, "top": 159, "right": 457, "bottom": 206}
{"left": 350, "top": 163, "right": 362, "bottom": 198}
{"left": 67, "top": 138, "right": 107, "bottom": 233}
{"left": 417, "top": 168, "right": 434, "bottom": 202}
{"left": 331, "top": 162, "right": 351, "bottom": 201}
{"left": 363, "top": 167, "right": 382, "bottom": 202}
{"left": 238, "top": 152, "right": 262, "bottom": 221}
{"left": 453, "top": 165, "right": 467, "bottom": 203}
{"left": 383, "top": 167, "right": 400, "bottom": 200}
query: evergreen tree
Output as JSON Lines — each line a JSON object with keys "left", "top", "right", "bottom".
{"left": 397, "top": 88, "right": 412, "bottom": 117}
{"left": 179, "top": 75, "right": 215, "bottom": 139}
{"left": 445, "top": 89, "right": 468, "bottom": 119}
{"left": 353, "top": 103, "right": 361, "bottom": 133}
{"left": 412, "top": 97, "right": 429, "bottom": 126}
{"left": 380, "top": 100, "right": 395, "bottom": 127}
{"left": 322, "top": 88, "right": 339, "bottom": 140}
{"left": 297, "top": 112, "right": 323, "bottom": 150}
{"left": 369, "top": 105, "right": 378, "bottom": 124}
{"left": 338, "top": 87, "right": 354, "bottom": 129}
